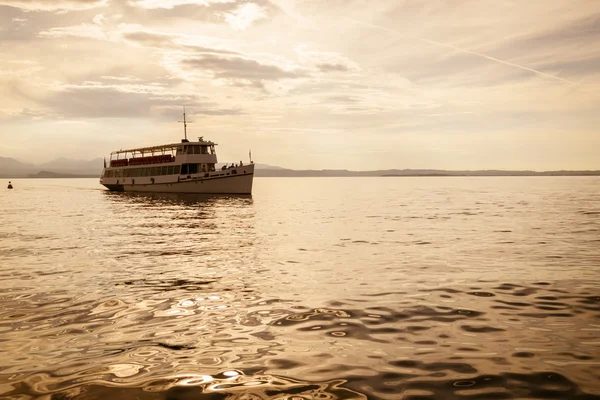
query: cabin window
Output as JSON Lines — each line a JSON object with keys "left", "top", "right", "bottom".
{"left": 176, "top": 147, "right": 183, "bottom": 155}
{"left": 161, "top": 166, "right": 168, "bottom": 175}
{"left": 200, "top": 145, "right": 209, "bottom": 154}
{"left": 151, "top": 167, "right": 158, "bottom": 176}
{"left": 167, "top": 166, "right": 174, "bottom": 175}
{"left": 181, "top": 164, "right": 198, "bottom": 175}
{"left": 174, "top": 165, "right": 181, "bottom": 175}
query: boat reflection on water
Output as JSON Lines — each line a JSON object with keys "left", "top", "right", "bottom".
{"left": 103, "top": 190, "right": 253, "bottom": 207}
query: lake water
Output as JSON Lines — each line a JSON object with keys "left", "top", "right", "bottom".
{"left": 1, "top": 177, "right": 599, "bottom": 399}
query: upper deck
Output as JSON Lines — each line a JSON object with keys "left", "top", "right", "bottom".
{"left": 107, "top": 138, "right": 218, "bottom": 168}
{"left": 110, "top": 138, "right": 217, "bottom": 157}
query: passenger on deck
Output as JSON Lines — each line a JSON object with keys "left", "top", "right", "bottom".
{"left": 7, "top": 181, "right": 13, "bottom": 189}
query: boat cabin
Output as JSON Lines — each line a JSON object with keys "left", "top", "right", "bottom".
{"left": 102, "top": 138, "right": 218, "bottom": 179}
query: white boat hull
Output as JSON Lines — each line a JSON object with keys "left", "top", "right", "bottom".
{"left": 100, "top": 169, "right": 254, "bottom": 194}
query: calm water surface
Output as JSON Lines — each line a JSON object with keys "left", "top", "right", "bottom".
{"left": 1, "top": 177, "right": 599, "bottom": 399}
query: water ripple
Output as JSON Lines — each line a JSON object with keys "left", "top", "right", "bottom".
{"left": 1, "top": 178, "right": 599, "bottom": 398}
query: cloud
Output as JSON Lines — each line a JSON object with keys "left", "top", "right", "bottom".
{"left": 317, "top": 63, "right": 349, "bottom": 72}
{"left": 38, "top": 82, "right": 243, "bottom": 118}
{"left": 0, "top": 60, "right": 44, "bottom": 77}
{"left": 294, "top": 45, "right": 360, "bottom": 73}
{"left": 92, "top": 13, "right": 121, "bottom": 25}
{"left": 127, "top": 0, "right": 234, "bottom": 9}
{"left": 0, "top": 0, "right": 108, "bottom": 11}
{"left": 38, "top": 23, "right": 108, "bottom": 39}
{"left": 118, "top": 31, "right": 240, "bottom": 56}
{"left": 100, "top": 75, "right": 142, "bottom": 81}
{"left": 323, "top": 95, "right": 360, "bottom": 103}
{"left": 346, "top": 18, "right": 579, "bottom": 86}
{"left": 2, "top": 107, "right": 50, "bottom": 122}
{"left": 222, "top": 2, "right": 267, "bottom": 30}
{"left": 181, "top": 54, "right": 305, "bottom": 84}
{"left": 122, "top": 31, "right": 179, "bottom": 47}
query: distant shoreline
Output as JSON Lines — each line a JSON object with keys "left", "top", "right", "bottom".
{"left": 2, "top": 169, "right": 599, "bottom": 179}
{"left": 254, "top": 169, "right": 600, "bottom": 177}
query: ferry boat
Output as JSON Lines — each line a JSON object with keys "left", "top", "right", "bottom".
{"left": 99, "top": 112, "right": 254, "bottom": 194}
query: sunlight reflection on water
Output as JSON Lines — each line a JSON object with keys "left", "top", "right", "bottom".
{"left": 0, "top": 177, "right": 599, "bottom": 399}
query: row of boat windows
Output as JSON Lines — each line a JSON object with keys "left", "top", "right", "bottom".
{"left": 104, "top": 166, "right": 181, "bottom": 178}
{"left": 176, "top": 145, "right": 215, "bottom": 155}
{"left": 104, "top": 164, "right": 216, "bottom": 178}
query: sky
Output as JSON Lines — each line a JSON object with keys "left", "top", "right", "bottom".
{"left": 0, "top": 0, "right": 599, "bottom": 170}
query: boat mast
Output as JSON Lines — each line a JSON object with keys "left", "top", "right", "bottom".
{"left": 182, "top": 107, "right": 187, "bottom": 141}
{"left": 178, "top": 106, "right": 192, "bottom": 142}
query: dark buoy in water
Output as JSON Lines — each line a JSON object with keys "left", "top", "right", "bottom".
{"left": 7, "top": 181, "right": 13, "bottom": 189}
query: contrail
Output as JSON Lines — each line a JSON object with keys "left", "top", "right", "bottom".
{"left": 346, "top": 18, "right": 577, "bottom": 85}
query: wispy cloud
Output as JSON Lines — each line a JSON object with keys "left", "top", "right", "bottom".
{"left": 127, "top": 0, "right": 234, "bottom": 9}
{"left": 345, "top": 17, "right": 578, "bottom": 86}
{"left": 0, "top": 0, "right": 108, "bottom": 11}
{"left": 181, "top": 54, "right": 305, "bottom": 83}
{"left": 222, "top": 2, "right": 267, "bottom": 30}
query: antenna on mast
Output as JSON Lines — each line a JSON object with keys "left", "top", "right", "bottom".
{"left": 178, "top": 106, "right": 191, "bottom": 142}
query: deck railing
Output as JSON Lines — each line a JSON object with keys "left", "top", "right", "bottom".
{"left": 110, "top": 155, "right": 174, "bottom": 168}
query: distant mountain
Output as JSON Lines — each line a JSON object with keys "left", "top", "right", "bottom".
{"left": 0, "top": 156, "right": 102, "bottom": 178}
{"left": 38, "top": 157, "right": 104, "bottom": 175}
{"left": 0, "top": 157, "right": 37, "bottom": 178}
{"left": 254, "top": 163, "right": 285, "bottom": 170}
{"left": 28, "top": 170, "right": 99, "bottom": 179}
{"left": 2, "top": 155, "right": 598, "bottom": 179}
